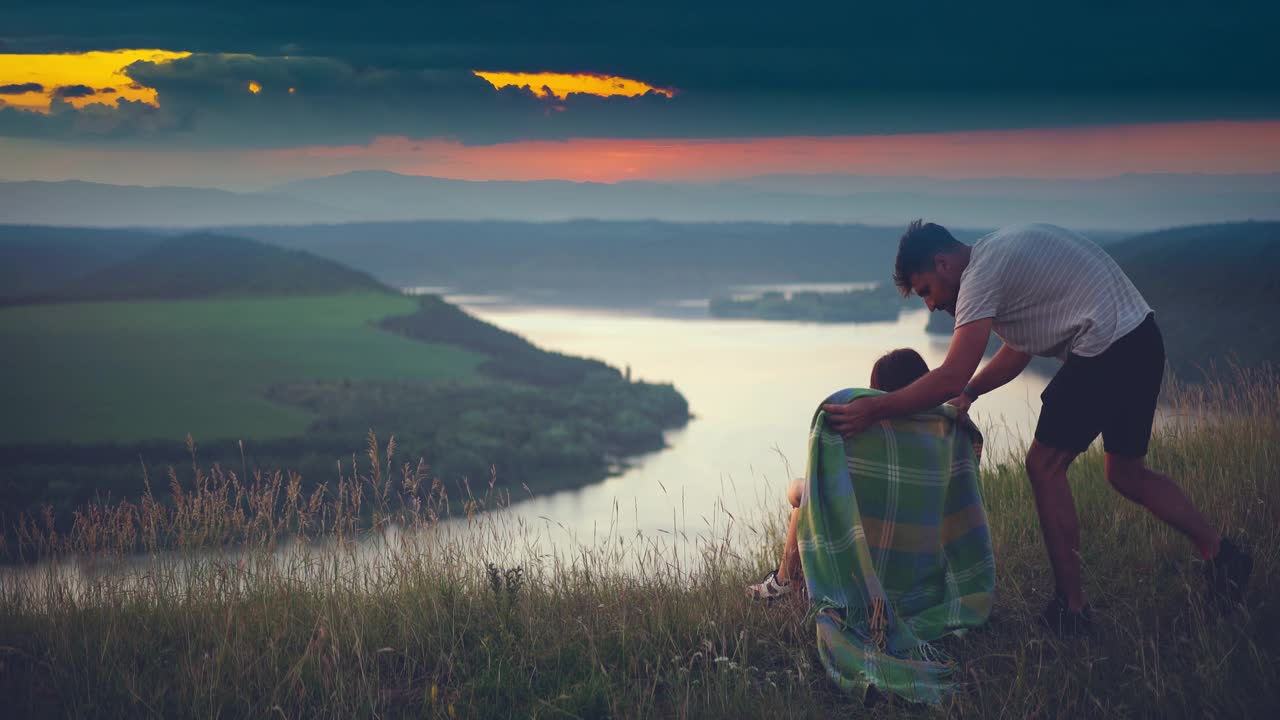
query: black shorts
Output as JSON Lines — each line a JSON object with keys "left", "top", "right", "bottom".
{"left": 1035, "top": 312, "right": 1164, "bottom": 457}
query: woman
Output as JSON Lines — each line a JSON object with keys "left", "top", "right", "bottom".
{"left": 747, "top": 348, "right": 930, "bottom": 601}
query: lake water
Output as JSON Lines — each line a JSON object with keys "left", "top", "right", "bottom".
{"left": 452, "top": 301, "right": 1054, "bottom": 561}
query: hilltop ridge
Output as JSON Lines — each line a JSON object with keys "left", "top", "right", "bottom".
{"left": 1108, "top": 220, "right": 1280, "bottom": 379}
{"left": 5, "top": 171, "right": 1279, "bottom": 230}
{"left": 0, "top": 231, "right": 388, "bottom": 304}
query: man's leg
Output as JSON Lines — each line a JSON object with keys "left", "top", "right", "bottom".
{"left": 1098, "top": 316, "right": 1220, "bottom": 558}
{"left": 1104, "top": 453, "right": 1220, "bottom": 559}
{"left": 1025, "top": 440, "right": 1087, "bottom": 611}
{"left": 1104, "top": 445, "right": 1251, "bottom": 608}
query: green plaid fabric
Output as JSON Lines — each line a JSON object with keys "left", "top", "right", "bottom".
{"left": 797, "top": 388, "right": 995, "bottom": 704}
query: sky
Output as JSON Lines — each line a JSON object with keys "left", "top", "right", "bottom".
{"left": 2, "top": 1, "right": 1279, "bottom": 189}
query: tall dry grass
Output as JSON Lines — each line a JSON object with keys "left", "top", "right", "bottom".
{"left": 1, "top": 369, "right": 1277, "bottom": 718}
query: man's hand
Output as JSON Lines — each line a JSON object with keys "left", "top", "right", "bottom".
{"left": 821, "top": 318, "right": 992, "bottom": 440}
{"left": 821, "top": 396, "right": 882, "bottom": 439}
{"left": 946, "top": 394, "right": 973, "bottom": 418}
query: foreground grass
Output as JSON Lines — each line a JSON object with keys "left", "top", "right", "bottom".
{"left": 1, "top": 371, "right": 1277, "bottom": 718}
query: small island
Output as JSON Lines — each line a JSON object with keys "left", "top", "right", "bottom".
{"left": 709, "top": 284, "right": 907, "bottom": 322}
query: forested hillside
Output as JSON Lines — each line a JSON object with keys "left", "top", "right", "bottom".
{"left": 0, "top": 226, "right": 166, "bottom": 299}
{"left": 1, "top": 231, "right": 387, "bottom": 304}
{"left": 1108, "top": 221, "right": 1280, "bottom": 379}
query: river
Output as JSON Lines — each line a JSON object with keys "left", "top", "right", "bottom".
{"left": 453, "top": 298, "right": 1054, "bottom": 561}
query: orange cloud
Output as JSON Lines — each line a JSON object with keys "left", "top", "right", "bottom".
{"left": 0, "top": 49, "right": 190, "bottom": 112}
{"left": 473, "top": 71, "right": 675, "bottom": 100}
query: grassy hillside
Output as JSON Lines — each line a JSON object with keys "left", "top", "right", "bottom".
{"left": 0, "top": 293, "right": 481, "bottom": 444}
{"left": 2, "top": 370, "right": 1275, "bottom": 718}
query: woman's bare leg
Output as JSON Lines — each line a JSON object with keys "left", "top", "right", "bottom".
{"left": 779, "top": 509, "right": 802, "bottom": 583}
{"left": 778, "top": 478, "right": 804, "bottom": 584}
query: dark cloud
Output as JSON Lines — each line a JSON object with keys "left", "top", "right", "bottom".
{"left": 100, "top": 87, "right": 116, "bottom": 93}
{"left": 51, "top": 84, "right": 97, "bottom": 99}
{"left": 0, "top": 98, "right": 177, "bottom": 140}
{"left": 0, "top": 83, "right": 44, "bottom": 94}
{"left": 5, "top": 2, "right": 1279, "bottom": 93}
{"left": 1, "top": 2, "right": 1278, "bottom": 147}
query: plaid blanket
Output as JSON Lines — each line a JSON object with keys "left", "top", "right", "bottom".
{"left": 796, "top": 388, "right": 995, "bottom": 704}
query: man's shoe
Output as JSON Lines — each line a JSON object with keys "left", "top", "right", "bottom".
{"left": 1205, "top": 537, "right": 1253, "bottom": 609}
{"left": 1040, "top": 595, "right": 1092, "bottom": 635}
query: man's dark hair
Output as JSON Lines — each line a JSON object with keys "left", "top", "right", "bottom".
{"left": 893, "top": 220, "right": 965, "bottom": 296}
{"left": 871, "top": 348, "right": 930, "bottom": 393}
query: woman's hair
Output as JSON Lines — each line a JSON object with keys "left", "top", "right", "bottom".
{"left": 870, "top": 348, "right": 929, "bottom": 392}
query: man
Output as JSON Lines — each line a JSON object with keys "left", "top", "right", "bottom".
{"left": 823, "top": 221, "right": 1252, "bottom": 633}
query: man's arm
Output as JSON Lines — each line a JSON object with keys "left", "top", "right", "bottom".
{"left": 968, "top": 343, "right": 1032, "bottom": 397}
{"left": 823, "top": 318, "right": 993, "bottom": 437}
{"left": 946, "top": 342, "right": 1031, "bottom": 416}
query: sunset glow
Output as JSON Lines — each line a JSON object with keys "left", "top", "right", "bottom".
{"left": 473, "top": 71, "right": 675, "bottom": 100}
{"left": 254, "top": 121, "right": 1280, "bottom": 184}
{"left": 5, "top": 120, "right": 1278, "bottom": 189}
{"left": 0, "top": 50, "right": 191, "bottom": 112}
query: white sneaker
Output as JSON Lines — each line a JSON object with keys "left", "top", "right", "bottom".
{"left": 746, "top": 569, "right": 794, "bottom": 603}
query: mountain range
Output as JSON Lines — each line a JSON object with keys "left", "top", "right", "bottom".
{"left": 2, "top": 171, "right": 1278, "bottom": 231}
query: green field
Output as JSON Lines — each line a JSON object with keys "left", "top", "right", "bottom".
{"left": 0, "top": 293, "right": 483, "bottom": 444}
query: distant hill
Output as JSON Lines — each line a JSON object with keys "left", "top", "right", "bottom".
{"left": 233, "top": 220, "right": 992, "bottom": 303}
{"left": 1108, "top": 221, "right": 1280, "bottom": 379}
{"left": 3, "top": 172, "right": 1278, "bottom": 230}
{"left": 0, "top": 226, "right": 168, "bottom": 298}
{"left": 2, "top": 231, "right": 388, "bottom": 304}
{"left": 0, "top": 180, "right": 351, "bottom": 227}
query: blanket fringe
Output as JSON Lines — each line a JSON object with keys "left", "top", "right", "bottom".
{"left": 868, "top": 596, "right": 888, "bottom": 651}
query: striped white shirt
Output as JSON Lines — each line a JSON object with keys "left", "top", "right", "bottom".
{"left": 953, "top": 224, "right": 1152, "bottom": 360}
